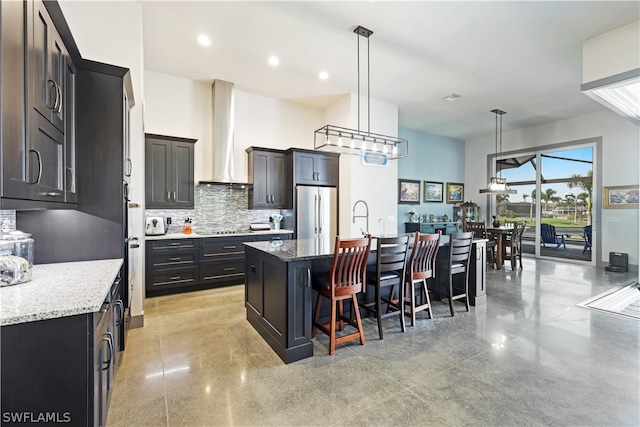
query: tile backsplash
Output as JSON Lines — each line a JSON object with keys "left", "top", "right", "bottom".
{"left": 144, "top": 186, "right": 281, "bottom": 234}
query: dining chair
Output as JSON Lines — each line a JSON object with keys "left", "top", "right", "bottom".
{"left": 540, "top": 223, "right": 567, "bottom": 249}
{"left": 582, "top": 225, "right": 592, "bottom": 253}
{"left": 403, "top": 231, "right": 440, "bottom": 326}
{"left": 466, "top": 221, "right": 497, "bottom": 268}
{"left": 503, "top": 221, "right": 526, "bottom": 269}
{"left": 436, "top": 232, "right": 474, "bottom": 316}
{"left": 362, "top": 235, "right": 410, "bottom": 339}
{"left": 311, "top": 235, "right": 371, "bottom": 355}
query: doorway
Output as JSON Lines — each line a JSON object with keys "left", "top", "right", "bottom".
{"left": 494, "top": 144, "right": 594, "bottom": 264}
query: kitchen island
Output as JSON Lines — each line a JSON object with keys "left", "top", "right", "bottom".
{"left": 244, "top": 236, "right": 487, "bottom": 364}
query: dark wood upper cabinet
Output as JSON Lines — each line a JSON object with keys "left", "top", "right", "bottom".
{"left": 287, "top": 149, "right": 339, "bottom": 187}
{"left": 145, "top": 134, "right": 196, "bottom": 209}
{"left": 246, "top": 147, "right": 286, "bottom": 209}
{"left": 0, "top": 0, "right": 78, "bottom": 208}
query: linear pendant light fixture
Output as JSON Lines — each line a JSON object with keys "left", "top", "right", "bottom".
{"left": 480, "top": 109, "right": 517, "bottom": 195}
{"left": 314, "top": 26, "right": 408, "bottom": 160}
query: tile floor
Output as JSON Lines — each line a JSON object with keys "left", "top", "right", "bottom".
{"left": 107, "top": 258, "right": 640, "bottom": 426}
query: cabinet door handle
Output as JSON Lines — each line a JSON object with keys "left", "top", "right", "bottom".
{"left": 29, "top": 149, "right": 43, "bottom": 184}
{"left": 55, "top": 81, "right": 63, "bottom": 113}
{"left": 114, "top": 300, "right": 124, "bottom": 326}
{"left": 306, "top": 268, "right": 311, "bottom": 288}
{"left": 270, "top": 194, "right": 274, "bottom": 203}
{"left": 168, "top": 276, "right": 181, "bottom": 281}
{"left": 166, "top": 191, "right": 171, "bottom": 202}
{"left": 223, "top": 267, "right": 236, "bottom": 272}
{"left": 172, "top": 191, "right": 176, "bottom": 202}
{"left": 126, "top": 158, "right": 132, "bottom": 177}
{"left": 168, "top": 257, "right": 181, "bottom": 261}
{"left": 223, "top": 245, "right": 237, "bottom": 249}
{"left": 167, "top": 242, "right": 180, "bottom": 246}
{"left": 65, "top": 166, "right": 75, "bottom": 192}
{"left": 41, "top": 192, "right": 62, "bottom": 197}
{"left": 102, "top": 333, "right": 113, "bottom": 371}
{"left": 46, "top": 80, "right": 57, "bottom": 110}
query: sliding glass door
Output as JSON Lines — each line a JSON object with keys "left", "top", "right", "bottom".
{"left": 495, "top": 145, "right": 594, "bottom": 264}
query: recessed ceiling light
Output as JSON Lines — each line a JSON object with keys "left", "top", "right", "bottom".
{"left": 319, "top": 71, "right": 329, "bottom": 80}
{"left": 444, "top": 93, "right": 463, "bottom": 101}
{"left": 268, "top": 56, "right": 280, "bottom": 66}
{"left": 197, "top": 34, "right": 211, "bottom": 46}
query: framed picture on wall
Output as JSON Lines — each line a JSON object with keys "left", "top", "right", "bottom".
{"left": 424, "top": 181, "right": 443, "bottom": 202}
{"left": 446, "top": 182, "right": 464, "bottom": 204}
{"left": 398, "top": 179, "right": 420, "bottom": 204}
{"left": 604, "top": 185, "right": 639, "bottom": 208}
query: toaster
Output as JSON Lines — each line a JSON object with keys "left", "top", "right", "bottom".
{"left": 145, "top": 217, "right": 167, "bottom": 235}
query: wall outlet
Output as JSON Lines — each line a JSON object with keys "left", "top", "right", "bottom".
{"left": 166, "top": 217, "right": 172, "bottom": 224}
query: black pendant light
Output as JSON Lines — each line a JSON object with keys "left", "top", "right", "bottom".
{"left": 314, "top": 26, "right": 408, "bottom": 160}
{"left": 480, "top": 109, "right": 517, "bottom": 195}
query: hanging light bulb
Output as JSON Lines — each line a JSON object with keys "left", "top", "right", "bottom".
{"left": 480, "top": 109, "right": 516, "bottom": 195}
{"left": 382, "top": 144, "right": 388, "bottom": 154}
{"left": 371, "top": 140, "right": 378, "bottom": 152}
{"left": 337, "top": 134, "right": 343, "bottom": 147}
{"left": 325, "top": 131, "right": 331, "bottom": 145}
{"left": 392, "top": 144, "right": 398, "bottom": 156}
{"left": 350, "top": 135, "right": 355, "bottom": 148}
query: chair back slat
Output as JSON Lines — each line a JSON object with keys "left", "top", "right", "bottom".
{"left": 330, "top": 235, "right": 371, "bottom": 296}
{"left": 408, "top": 232, "right": 440, "bottom": 281}
{"left": 465, "top": 221, "right": 487, "bottom": 239}
{"left": 375, "top": 235, "right": 410, "bottom": 276}
{"left": 448, "top": 232, "right": 474, "bottom": 265}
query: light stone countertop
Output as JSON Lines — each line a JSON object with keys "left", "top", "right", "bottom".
{"left": 145, "top": 229, "right": 294, "bottom": 240}
{"left": 1, "top": 258, "right": 123, "bottom": 326}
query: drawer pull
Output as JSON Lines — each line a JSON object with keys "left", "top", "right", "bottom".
{"left": 223, "top": 245, "right": 237, "bottom": 249}
{"left": 168, "top": 257, "right": 181, "bottom": 261}
{"left": 223, "top": 267, "right": 236, "bottom": 271}
{"left": 168, "top": 276, "right": 181, "bottom": 280}
{"left": 167, "top": 242, "right": 180, "bottom": 246}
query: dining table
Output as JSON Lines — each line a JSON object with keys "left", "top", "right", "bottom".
{"left": 486, "top": 226, "right": 515, "bottom": 270}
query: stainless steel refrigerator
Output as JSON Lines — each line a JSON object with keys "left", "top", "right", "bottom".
{"left": 296, "top": 186, "right": 337, "bottom": 240}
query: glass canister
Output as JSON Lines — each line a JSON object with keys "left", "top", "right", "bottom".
{"left": 0, "top": 230, "right": 34, "bottom": 286}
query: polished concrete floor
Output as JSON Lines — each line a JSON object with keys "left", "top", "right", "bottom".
{"left": 107, "top": 258, "right": 640, "bottom": 426}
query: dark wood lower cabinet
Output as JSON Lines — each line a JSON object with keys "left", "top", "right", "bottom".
{"left": 0, "top": 278, "right": 122, "bottom": 427}
{"left": 245, "top": 246, "right": 314, "bottom": 364}
{"left": 145, "top": 234, "right": 292, "bottom": 297}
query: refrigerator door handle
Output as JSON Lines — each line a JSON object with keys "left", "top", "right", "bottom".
{"left": 318, "top": 194, "right": 322, "bottom": 234}
{"left": 314, "top": 194, "right": 318, "bottom": 234}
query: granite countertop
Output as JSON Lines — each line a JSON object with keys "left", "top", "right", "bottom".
{"left": 146, "top": 229, "right": 294, "bottom": 240}
{"left": 244, "top": 235, "right": 488, "bottom": 263}
{"left": 244, "top": 238, "right": 336, "bottom": 262}
{"left": 1, "top": 258, "right": 123, "bottom": 326}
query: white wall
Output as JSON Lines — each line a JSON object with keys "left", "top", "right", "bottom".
{"left": 325, "top": 94, "right": 399, "bottom": 238}
{"left": 144, "top": 72, "right": 401, "bottom": 239}
{"left": 144, "top": 71, "right": 324, "bottom": 182}
{"left": 465, "top": 109, "right": 639, "bottom": 266}
{"left": 59, "top": 0, "right": 146, "bottom": 319}
{"left": 583, "top": 20, "right": 640, "bottom": 83}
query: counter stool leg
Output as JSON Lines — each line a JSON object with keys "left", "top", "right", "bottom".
{"left": 376, "top": 286, "right": 384, "bottom": 340}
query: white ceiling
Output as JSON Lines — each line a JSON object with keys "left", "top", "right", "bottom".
{"left": 141, "top": 1, "right": 640, "bottom": 140}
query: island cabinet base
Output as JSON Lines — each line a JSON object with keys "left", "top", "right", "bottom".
{"left": 245, "top": 246, "right": 314, "bottom": 364}
{"left": 433, "top": 239, "right": 487, "bottom": 307}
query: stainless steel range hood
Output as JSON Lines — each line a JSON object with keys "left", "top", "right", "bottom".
{"left": 198, "top": 80, "right": 251, "bottom": 186}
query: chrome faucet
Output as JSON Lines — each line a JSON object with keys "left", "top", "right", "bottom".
{"left": 352, "top": 200, "right": 369, "bottom": 235}
{"left": 378, "top": 218, "right": 386, "bottom": 237}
